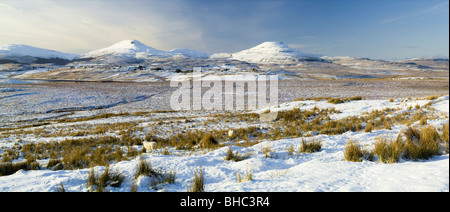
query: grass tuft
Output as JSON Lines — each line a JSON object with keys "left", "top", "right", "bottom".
{"left": 237, "top": 169, "right": 253, "bottom": 183}
{"left": 133, "top": 157, "right": 176, "bottom": 190}
{"left": 224, "top": 147, "right": 250, "bottom": 162}
{"left": 134, "top": 157, "right": 157, "bottom": 179}
{"left": 343, "top": 140, "right": 373, "bottom": 162}
{"left": 403, "top": 126, "right": 440, "bottom": 160}
{"left": 344, "top": 140, "right": 364, "bottom": 162}
{"left": 199, "top": 133, "right": 218, "bottom": 148}
{"left": 87, "top": 166, "right": 125, "bottom": 192}
{"left": 187, "top": 167, "right": 205, "bottom": 192}
{"left": 441, "top": 122, "right": 449, "bottom": 154}
{"left": 374, "top": 136, "right": 405, "bottom": 163}
{"left": 298, "top": 138, "right": 322, "bottom": 153}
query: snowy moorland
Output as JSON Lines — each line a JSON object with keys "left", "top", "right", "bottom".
{"left": 0, "top": 94, "right": 448, "bottom": 192}
{"left": 0, "top": 39, "right": 448, "bottom": 192}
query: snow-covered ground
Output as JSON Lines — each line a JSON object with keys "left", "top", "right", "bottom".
{"left": 0, "top": 95, "right": 448, "bottom": 192}
{"left": 2, "top": 141, "right": 447, "bottom": 192}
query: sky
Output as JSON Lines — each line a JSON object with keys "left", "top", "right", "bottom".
{"left": 0, "top": 0, "right": 448, "bottom": 60}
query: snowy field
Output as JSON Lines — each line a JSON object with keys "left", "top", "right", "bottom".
{"left": 0, "top": 84, "right": 448, "bottom": 192}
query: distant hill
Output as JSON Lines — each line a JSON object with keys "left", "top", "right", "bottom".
{"left": 0, "top": 44, "right": 78, "bottom": 65}
{"left": 229, "top": 41, "right": 319, "bottom": 64}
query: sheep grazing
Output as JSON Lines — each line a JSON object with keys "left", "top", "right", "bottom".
{"left": 143, "top": 141, "right": 157, "bottom": 152}
{"left": 228, "top": 130, "right": 234, "bottom": 138}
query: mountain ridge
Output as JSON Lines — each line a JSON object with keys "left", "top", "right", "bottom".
{"left": 77, "top": 40, "right": 320, "bottom": 63}
{"left": 1, "top": 40, "right": 448, "bottom": 65}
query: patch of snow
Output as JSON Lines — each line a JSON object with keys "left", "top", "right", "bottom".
{"left": 433, "top": 95, "right": 449, "bottom": 115}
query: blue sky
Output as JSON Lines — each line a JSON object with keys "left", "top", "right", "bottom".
{"left": 0, "top": 0, "right": 448, "bottom": 60}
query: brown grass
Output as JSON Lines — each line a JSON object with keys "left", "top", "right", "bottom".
{"left": 343, "top": 140, "right": 373, "bottom": 162}
{"left": 327, "top": 96, "right": 362, "bottom": 104}
{"left": 441, "top": 123, "right": 449, "bottom": 154}
{"left": 374, "top": 136, "right": 405, "bottom": 163}
{"left": 365, "top": 122, "right": 373, "bottom": 133}
{"left": 261, "top": 144, "right": 274, "bottom": 158}
{"left": 344, "top": 140, "right": 363, "bottom": 162}
{"left": 237, "top": 169, "right": 253, "bottom": 183}
{"left": 403, "top": 126, "right": 440, "bottom": 160}
{"left": 0, "top": 160, "right": 40, "bottom": 176}
{"left": 134, "top": 157, "right": 157, "bottom": 179}
{"left": 199, "top": 133, "right": 219, "bottom": 148}
{"left": 224, "top": 147, "right": 250, "bottom": 162}
{"left": 133, "top": 157, "right": 176, "bottom": 190}
{"left": 298, "top": 138, "right": 322, "bottom": 153}
{"left": 426, "top": 95, "right": 439, "bottom": 100}
{"left": 18, "top": 136, "right": 133, "bottom": 170}
{"left": 86, "top": 166, "right": 125, "bottom": 192}
{"left": 187, "top": 167, "right": 205, "bottom": 192}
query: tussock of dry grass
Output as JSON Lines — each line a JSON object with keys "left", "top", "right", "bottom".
{"left": 403, "top": 126, "right": 440, "bottom": 160}
{"left": 134, "top": 157, "right": 156, "bottom": 179}
{"left": 371, "top": 125, "right": 444, "bottom": 163}
{"left": 298, "top": 138, "right": 322, "bottom": 153}
{"left": 86, "top": 166, "right": 125, "bottom": 192}
{"left": 187, "top": 168, "right": 205, "bottom": 192}
{"left": 224, "top": 147, "right": 250, "bottom": 162}
{"left": 133, "top": 157, "right": 176, "bottom": 190}
{"left": 199, "top": 134, "right": 218, "bottom": 148}
{"left": 441, "top": 123, "right": 449, "bottom": 153}
{"left": 374, "top": 136, "right": 405, "bottom": 163}
{"left": 344, "top": 140, "right": 373, "bottom": 162}
{"left": 237, "top": 169, "right": 253, "bottom": 183}
{"left": 344, "top": 140, "right": 364, "bottom": 162}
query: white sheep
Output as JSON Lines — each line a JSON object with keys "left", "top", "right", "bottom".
{"left": 143, "top": 141, "right": 157, "bottom": 152}
{"left": 228, "top": 130, "right": 234, "bottom": 138}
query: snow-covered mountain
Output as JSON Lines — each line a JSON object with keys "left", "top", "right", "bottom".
{"left": 77, "top": 40, "right": 211, "bottom": 63}
{"left": 1, "top": 40, "right": 321, "bottom": 65}
{"left": 79, "top": 40, "right": 167, "bottom": 59}
{"left": 77, "top": 40, "right": 319, "bottom": 64}
{"left": 230, "top": 41, "right": 318, "bottom": 64}
{"left": 0, "top": 44, "right": 78, "bottom": 64}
